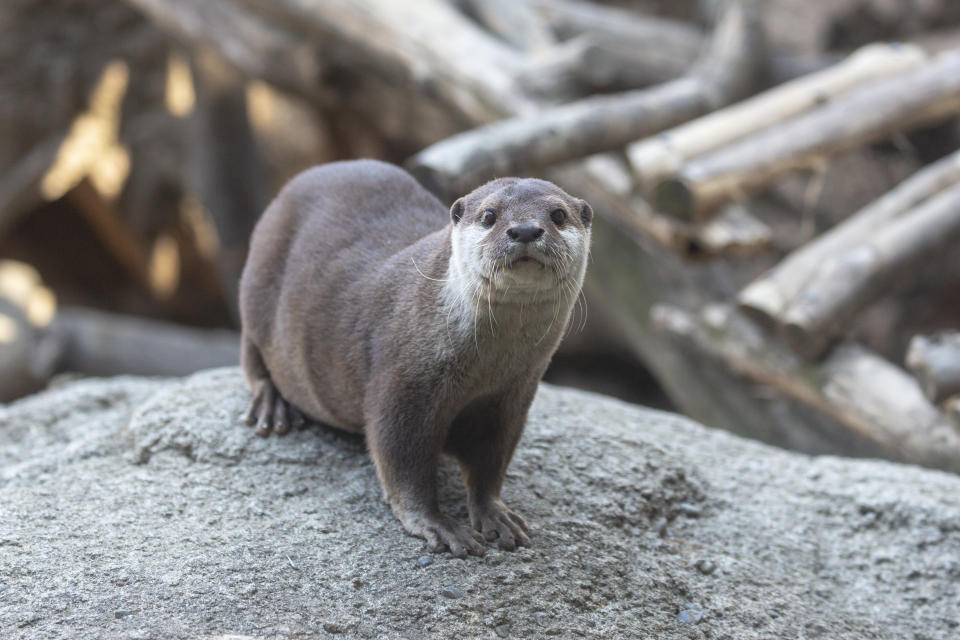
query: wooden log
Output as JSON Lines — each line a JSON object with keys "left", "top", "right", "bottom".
{"left": 53, "top": 307, "right": 239, "bottom": 378}
{"left": 781, "top": 180, "right": 960, "bottom": 359}
{"left": 652, "top": 303, "right": 960, "bottom": 473}
{"left": 694, "top": 204, "right": 773, "bottom": 257}
{"left": 123, "top": 0, "right": 325, "bottom": 103}
{"left": 514, "top": 36, "right": 602, "bottom": 102}
{"left": 463, "top": 0, "right": 556, "bottom": 52}
{"left": 126, "top": 0, "right": 526, "bottom": 123}
{"left": 947, "top": 396, "right": 960, "bottom": 429}
{"left": 0, "top": 135, "right": 65, "bottom": 239}
{"left": 535, "top": 0, "right": 836, "bottom": 91}
{"left": 549, "top": 167, "right": 899, "bottom": 458}
{"left": 187, "top": 49, "right": 271, "bottom": 325}
{"left": 123, "top": 0, "right": 467, "bottom": 149}
{"left": 529, "top": 0, "right": 703, "bottom": 86}
{"left": 65, "top": 179, "right": 153, "bottom": 292}
{"left": 906, "top": 333, "right": 960, "bottom": 404}
{"left": 0, "top": 296, "right": 60, "bottom": 403}
{"left": 738, "top": 148, "right": 960, "bottom": 330}
{"left": 516, "top": 35, "right": 689, "bottom": 101}
{"left": 570, "top": 154, "right": 772, "bottom": 258}
{"left": 764, "top": 51, "right": 843, "bottom": 87}
{"left": 238, "top": 0, "right": 531, "bottom": 121}
{"left": 651, "top": 48, "right": 960, "bottom": 220}
{"left": 409, "top": 79, "right": 705, "bottom": 199}
{"left": 406, "top": 0, "right": 763, "bottom": 199}
{"left": 627, "top": 43, "right": 927, "bottom": 195}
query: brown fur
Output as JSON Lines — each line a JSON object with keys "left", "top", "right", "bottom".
{"left": 239, "top": 159, "right": 591, "bottom": 557}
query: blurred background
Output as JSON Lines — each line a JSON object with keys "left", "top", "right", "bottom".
{"left": 2, "top": 0, "right": 960, "bottom": 472}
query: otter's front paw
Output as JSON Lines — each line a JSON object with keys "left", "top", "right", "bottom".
{"left": 469, "top": 499, "right": 530, "bottom": 551}
{"left": 405, "top": 513, "right": 486, "bottom": 559}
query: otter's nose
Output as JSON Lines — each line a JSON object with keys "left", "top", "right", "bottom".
{"left": 506, "top": 222, "right": 544, "bottom": 244}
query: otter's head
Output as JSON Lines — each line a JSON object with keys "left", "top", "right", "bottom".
{"left": 449, "top": 178, "right": 592, "bottom": 298}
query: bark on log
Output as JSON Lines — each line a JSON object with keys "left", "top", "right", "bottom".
{"left": 906, "top": 333, "right": 960, "bottom": 404}
{"left": 653, "top": 303, "right": 960, "bottom": 473}
{"left": 652, "top": 48, "right": 960, "bottom": 220}
{"left": 738, "top": 148, "right": 960, "bottom": 330}
{"left": 407, "top": 0, "right": 763, "bottom": 199}
{"left": 780, "top": 180, "right": 960, "bottom": 359}
{"left": 627, "top": 43, "right": 926, "bottom": 194}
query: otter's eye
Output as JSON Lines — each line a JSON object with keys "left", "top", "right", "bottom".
{"left": 550, "top": 208, "right": 567, "bottom": 226}
{"left": 481, "top": 210, "right": 497, "bottom": 227}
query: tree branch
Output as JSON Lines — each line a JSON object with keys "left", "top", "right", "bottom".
{"left": 406, "top": 0, "right": 763, "bottom": 199}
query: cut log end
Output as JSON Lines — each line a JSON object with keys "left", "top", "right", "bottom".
{"left": 407, "top": 163, "right": 456, "bottom": 203}
{"left": 946, "top": 396, "right": 960, "bottom": 429}
{"left": 784, "top": 320, "right": 832, "bottom": 362}
{"left": 736, "top": 281, "right": 786, "bottom": 332}
{"left": 653, "top": 178, "right": 695, "bottom": 220}
{"left": 906, "top": 333, "right": 960, "bottom": 404}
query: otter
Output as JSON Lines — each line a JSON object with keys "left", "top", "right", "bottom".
{"left": 238, "top": 159, "right": 592, "bottom": 557}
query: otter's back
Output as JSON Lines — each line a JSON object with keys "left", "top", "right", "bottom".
{"left": 239, "top": 160, "right": 448, "bottom": 427}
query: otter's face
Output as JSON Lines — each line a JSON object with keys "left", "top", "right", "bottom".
{"left": 449, "top": 178, "right": 592, "bottom": 296}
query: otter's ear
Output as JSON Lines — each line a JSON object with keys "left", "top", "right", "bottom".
{"left": 578, "top": 199, "right": 593, "bottom": 228}
{"left": 450, "top": 198, "right": 465, "bottom": 224}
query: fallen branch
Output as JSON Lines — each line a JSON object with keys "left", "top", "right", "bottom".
{"left": 53, "top": 307, "right": 239, "bottom": 378}
{"left": 627, "top": 43, "right": 926, "bottom": 195}
{"left": 780, "top": 180, "right": 960, "bottom": 359}
{"left": 652, "top": 303, "right": 960, "bottom": 473}
{"left": 906, "top": 333, "right": 960, "bottom": 404}
{"left": 407, "top": 0, "right": 763, "bottom": 199}
{"left": 738, "top": 148, "right": 960, "bottom": 330}
{"left": 651, "top": 48, "right": 960, "bottom": 220}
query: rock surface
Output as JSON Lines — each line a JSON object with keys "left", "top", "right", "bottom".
{"left": 1, "top": 367, "right": 959, "bottom": 639}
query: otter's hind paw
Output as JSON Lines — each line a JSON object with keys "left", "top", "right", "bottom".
{"left": 243, "top": 380, "right": 307, "bottom": 436}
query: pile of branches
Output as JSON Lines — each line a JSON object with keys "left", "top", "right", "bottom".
{"left": 2, "top": 0, "right": 960, "bottom": 473}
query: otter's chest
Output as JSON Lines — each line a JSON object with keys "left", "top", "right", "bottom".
{"left": 445, "top": 311, "right": 562, "bottom": 387}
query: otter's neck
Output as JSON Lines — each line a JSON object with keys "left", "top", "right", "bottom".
{"left": 439, "top": 254, "right": 578, "bottom": 345}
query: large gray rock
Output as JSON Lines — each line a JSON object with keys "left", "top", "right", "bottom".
{"left": 1, "top": 368, "right": 958, "bottom": 639}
